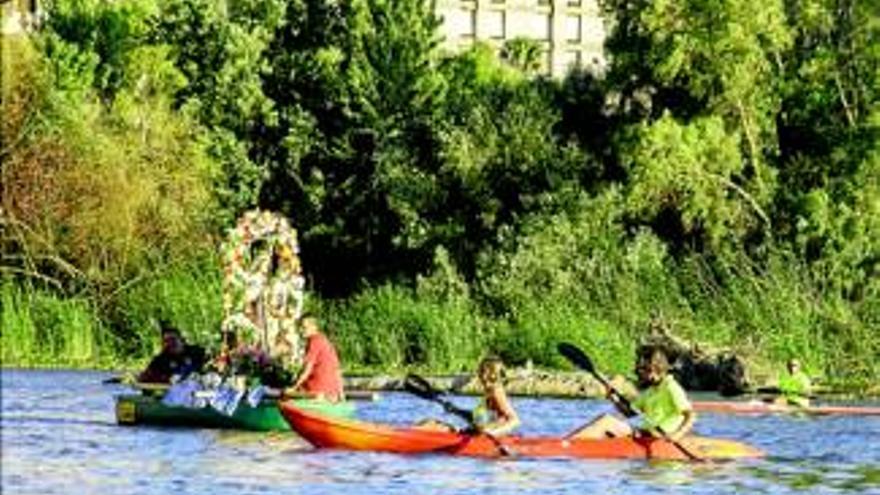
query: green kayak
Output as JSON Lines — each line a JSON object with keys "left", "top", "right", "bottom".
{"left": 115, "top": 393, "right": 356, "bottom": 431}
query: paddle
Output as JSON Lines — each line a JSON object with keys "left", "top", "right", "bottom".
{"left": 755, "top": 386, "right": 816, "bottom": 400}
{"left": 403, "top": 373, "right": 515, "bottom": 457}
{"left": 119, "top": 381, "right": 378, "bottom": 401}
{"left": 102, "top": 373, "right": 137, "bottom": 385}
{"left": 557, "top": 342, "right": 704, "bottom": 462}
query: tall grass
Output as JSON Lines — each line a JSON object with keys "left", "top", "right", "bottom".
{"left": 0, "top": 282, "right": 112, "bottom": 368}
{"left": 2, "top": 234, "right": 876, "bottom": 391}
{"left": 471, "top": 193, "right": 880, "bottom": 387}
{"left": 110, "top": 258, "right": 224, "bottom": 357}
{"left": 324, "top": 283, "right": 488, "bottom": 373}
{"left": 0, "top": 259, "right": 223, "bottom": 369}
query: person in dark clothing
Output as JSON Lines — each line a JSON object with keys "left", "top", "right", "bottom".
{"left": 138, "top": 324, "right": 206, "bottom": 383}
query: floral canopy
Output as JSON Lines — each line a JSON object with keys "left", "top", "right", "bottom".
{"left": 220, "top": 209, "right": 305, "bottom": 361}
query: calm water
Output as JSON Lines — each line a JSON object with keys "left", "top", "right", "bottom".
{"left": 2, "top": 369, "right": 880, "bottom": 494}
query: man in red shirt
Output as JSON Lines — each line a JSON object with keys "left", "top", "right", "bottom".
{"left": 292, "top": 313, "right": 344, "bottom": 401}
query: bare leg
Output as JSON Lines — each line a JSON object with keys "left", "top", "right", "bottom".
{"left": 566, "top": 414, "right": 634, "bottom": 440}
{"left": 413, "top": 419, "right": 457, "bottom": 432}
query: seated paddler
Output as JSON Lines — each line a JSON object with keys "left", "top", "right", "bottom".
{"left": 569, "top": 347, "right": 695, "bottom": 442}
{"left": 417, "top": 356, "right": 520, "bottom": 436}
{"left": 769, "top": 358, "right": 812, "bottom": 408}
{"left": 290, "top": 313, "right": 344, "bottom": 402}
{"left": 138, "top": 322, "right": 206, "bottom": 384}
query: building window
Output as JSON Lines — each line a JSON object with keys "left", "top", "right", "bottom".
{"left": 525, "top": 12, "right": 552, "bottom": 40}
{"left": 445, "top": 7, "right": 476, "bottom": 38}
{"left": 486, "top": 10, "right": 505, "bottom": 39}
{"left": 538, "top": 0, "right": 550, "bottom": 5}
{"left": 565, "top": 15, "right": 581, "bottom": 42}
{"left": 568, "top": 0, "right": 582, "bottom": 6}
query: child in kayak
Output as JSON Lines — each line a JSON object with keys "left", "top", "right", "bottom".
{"left": 470, "top": 356, "right": 520, "bottom": 436}
{"left": 569, "top": 347, "right": 695, "bottom": 441}
{"left": 416, "top": 356, "right": 520, "bottom": 436}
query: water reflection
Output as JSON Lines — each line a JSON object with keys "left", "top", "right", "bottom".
{"left": 2, "top": 369, "right": 880, "bottom": 494}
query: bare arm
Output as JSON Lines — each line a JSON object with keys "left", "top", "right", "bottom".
{"left": 482, "top": 387, "right": 520, "bottom": 437}
{"left": 664, "top": 410, "right": 696, "bottom": 442}
{"left": 293, "top": 360, "right": 315, "bottom": 391}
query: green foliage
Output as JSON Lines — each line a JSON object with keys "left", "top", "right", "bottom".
{"left": 151, "top": 0, "right": 285, "bottom": 221}
{"left": 774, "top": 0, "right": 880, "bottom": 304}
{"left": 435, "top": 56, "right": 587, "bottom": 276}
{"left": 326, "top": 283, "right": 485, "bottom": 372}
{"left": 255, "top": 0, "right": 449, "bottom": 293}
{"left": 43, "top": 0, "right": 159, "bottom": 99}
{"left": 110, "top": 259, "right": 224, "bottom": 356}
{"left": 0, "top": 282, "right": 113, "bottom": 367}
{"left": 621, "top": 113, "right": 769, "bottom": 251}
{"left": 317, "top": 244, "right": 481, "bottom": 372}
{"left": 603, "top": 0, "right": 791, "bottom": 206}
{"left": 2, "top": 3, "right": 221, "bottom": 364}
{"left": 500, "top": 37, "right": 543, "bottom": 75}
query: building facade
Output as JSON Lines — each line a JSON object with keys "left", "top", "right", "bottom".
{"left": 1, "top": 0, "right": 41, "bottom": 35}
{"left": 436, "top": 0, "right": 606, "bottom": 77}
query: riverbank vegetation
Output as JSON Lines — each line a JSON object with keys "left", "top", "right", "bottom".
{"left": 2, "top": 0, "right": 878, "bottom": 391}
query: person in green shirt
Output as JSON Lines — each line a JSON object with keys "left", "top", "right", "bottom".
{"left": 568, "top": 348, "right": 696, "bottom": 441}
{"left": 772, "top": 358, "right": 812, "bottom": 408}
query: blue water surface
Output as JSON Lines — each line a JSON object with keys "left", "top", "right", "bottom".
{"left": 2, "top": 369, "right": 879, "bottom": 494}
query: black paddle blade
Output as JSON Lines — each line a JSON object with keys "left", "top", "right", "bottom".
{"left": 557, "top": 342, "right": 596, "bottom": 374}
{"left": 404, "top": 373, "right": 474, "bottom": 423}
{"left": 403, "top": 374, "right": 440, "bottom": 401}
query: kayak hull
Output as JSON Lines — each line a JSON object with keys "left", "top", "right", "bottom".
{"left": 694, "top": 400, "right": 880, "bottom": 416}
{"left": 116, "top": 394, "right": 355, "bottom": 431}
{"left": 278, "top": 402, "right": 763, "bottom": 460}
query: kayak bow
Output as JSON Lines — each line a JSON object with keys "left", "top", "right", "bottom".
{"left": 278, "top": 402, "right": 764, "bottom": 461}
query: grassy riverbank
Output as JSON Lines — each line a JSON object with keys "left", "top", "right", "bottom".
{"left": 3, "top": 245, "right": 878, "bottom": 395}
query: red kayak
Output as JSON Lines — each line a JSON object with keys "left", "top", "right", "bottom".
{"left": 694, "top": 400, "right": 880, "bottom": 416}
{"left": 279, "top": 402, "right": 764, "bottom": 461}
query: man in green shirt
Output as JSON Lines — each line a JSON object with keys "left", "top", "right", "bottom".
{"left": 568, "top": 348, "right": 696, "bottom": 441}
{"left": 774, "top": 358, "right": 812, "bottom": 408}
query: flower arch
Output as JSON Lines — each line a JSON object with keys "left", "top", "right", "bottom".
{"left": 220, "top": 209, "right": 305, "bottom": 361}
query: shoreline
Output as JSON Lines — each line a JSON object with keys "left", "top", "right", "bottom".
{"left": 2, "top": 364, "right": 877, "bottom": 399}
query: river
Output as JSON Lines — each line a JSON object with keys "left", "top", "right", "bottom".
{"left": 2, "top": 369, "right": 879, "bottom": 494}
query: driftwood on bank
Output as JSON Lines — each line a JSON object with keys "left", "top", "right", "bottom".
{"left": 637, "top": 319, "right": 750, "bottom": 396}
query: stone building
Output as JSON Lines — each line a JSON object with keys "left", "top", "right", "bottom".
{"left": 1, "top": 0, "right": 41, "bottom": 35}
{"left": 436, "top": 0, "right": 606, "bottom": 77}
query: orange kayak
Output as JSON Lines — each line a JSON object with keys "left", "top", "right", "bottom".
{"left": 694, "top": 400, "right": 880, "bottom": 416}
{"left": 279, "top": 402, "right": 764, "bottom": 461}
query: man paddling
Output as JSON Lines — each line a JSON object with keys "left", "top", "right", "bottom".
{"left": 771, "top": 358, "right": 812, "bottom": 408}
{"left": 290, "top": 313, "right": 344, "bottom": 402}
{"left": 569, "top": 348, "right": 695, "bottom": 442}
{"left": 138, "top": 323, "right": 206, "bottom": 384}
